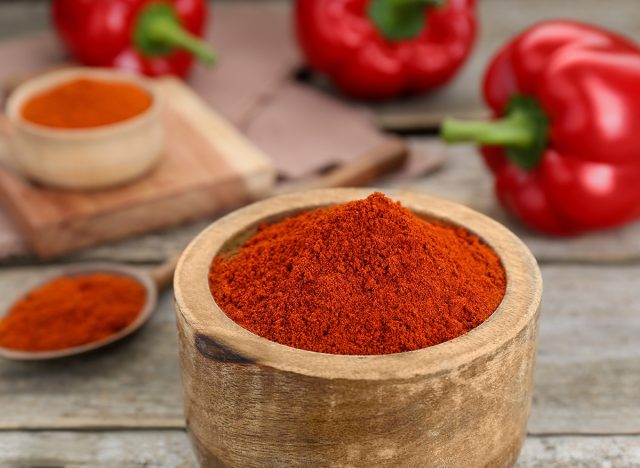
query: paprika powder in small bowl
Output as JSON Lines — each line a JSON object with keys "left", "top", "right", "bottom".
{"left": 174, "top": 188, "right": 542, "bottom": 467}
{"left": 2, "top": 67, "right": 163, "bottom": 190}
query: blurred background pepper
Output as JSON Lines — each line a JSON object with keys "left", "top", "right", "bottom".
{"left": 52, "top": 0, "right": 215, "bottom": 78}
{"left": 442, "top": 21, "right": 640, "bottom": 235}
{"left": 295, "top": 0, "right": 476, "bottom": 100}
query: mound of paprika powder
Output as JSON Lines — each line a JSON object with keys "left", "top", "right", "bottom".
{"left": 21, "top": 78, "right": 152, "bottom": 129}
{"left": 210, "top": 193, "right": 506, "bottom": 355}
{"left": 0, "top": 273, "right": 145, "bottom": 352}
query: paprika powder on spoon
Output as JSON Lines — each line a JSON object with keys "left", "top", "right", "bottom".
{"left": 210, "top": 193, "right": 506, "bottom": 355}
{"left": 0, "top": 273, "right": 145, "bottom": 352}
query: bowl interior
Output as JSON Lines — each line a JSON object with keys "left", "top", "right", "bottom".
{"left": 6, "top": 67, "right": 160, "bottom": 138}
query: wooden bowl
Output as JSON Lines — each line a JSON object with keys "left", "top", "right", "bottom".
{"left": 174, "top": 189, "right": 543, "bottom": 467}
{"left": 3, "top": 67, "right": 163, "bottom": 190}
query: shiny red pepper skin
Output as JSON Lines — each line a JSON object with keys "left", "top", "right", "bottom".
{"left": 52, "top": 0, "right": 209, "bottom": 77}
{"left": 465, "top": 22, "right": 640, "bottom": 235}
{"left": 295, "top": 0, "right": 476, "bottom": 99}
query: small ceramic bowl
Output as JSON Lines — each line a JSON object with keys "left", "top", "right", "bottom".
{"left": 174, "top": 189, "right": 543, "bottom": 467}
{"left": 2, "top": 67, "right": 163, "bottom": 190}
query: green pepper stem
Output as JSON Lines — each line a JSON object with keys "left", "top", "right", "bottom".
{"left": 368, "top": 0, "right": 444, "bottom": 41}
{"left": 441, "top": 109, "right": 536, "bottom": 148}
{"left": 146, "top": 17, "right": 216, "bottom": 64}
{"left": 135, "top": 4, "right": 216, "bottom": 65}
{"left": 440, "top": 96, "right": 550, "bottom": 171}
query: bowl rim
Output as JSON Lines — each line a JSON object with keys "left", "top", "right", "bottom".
{"left": 6, "top": 67, "right": 161, "bottom": 139}
{"left": 174, "top": 188, "right": 542, "bottom": 381}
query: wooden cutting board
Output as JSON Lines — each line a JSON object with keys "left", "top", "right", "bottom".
{"left": 0, "top": 77, "right": 275, "bottom": 258}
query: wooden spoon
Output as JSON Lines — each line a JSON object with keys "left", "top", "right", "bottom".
{"left": 0, "top": 139, "right": 408, "bottom": 360}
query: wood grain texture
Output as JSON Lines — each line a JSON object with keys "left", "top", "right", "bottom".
{"left": 0, "top": 266, "right": 183, "bottom": 430}
{"left": 1, "top": 262, "right": 637, "bottom": 434}
{"left": 518, "top": 436, "right": 640, "bottom": 467}
{"left": 1, "top": 432, "right": 639, "bottom": 468}
{"left": 34, "top": 141, "right": 640, "bottom": 266}
{"left": 0, "top": 431, "right": 195, "bottom": 468}
{"left": 174, "top": 189, "right": 542, "bottom": 467}
{"left": 0, "top": 78, "right": 275, "bottom": 259}
{"left": 528, "top": 264, "right": 640, "bottom": 434}
{"left": 0, "top": 1, "right": 639, "bottom": 465}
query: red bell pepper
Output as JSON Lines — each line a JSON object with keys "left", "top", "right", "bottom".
{"left": 52, "top": 0, "right": 215, "bottom": 78}
{"left": 295, "top": 0, "right": 476, "bottom": 99}
{"left": 442, "top": 21, "right": 640, "bottom": 235}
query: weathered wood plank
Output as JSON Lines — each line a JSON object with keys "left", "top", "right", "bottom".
{"left": 518, "top": 436, "right": 640, "bottom": 468}
{"left": 45, "top": 142, "right": 640, "bottom": 265}
{"left": 0, "top": 263, "right": 638, "bottom": 434}
{"left": 34, "top": 141, "right": 635, "bottom": 265}
{"left": 64, "top": 219, "right": 213, "bottom": 264}
{"left": 0, "top": 3, "right": 638, "bottom": 451}
{"left": 528, "top": 264, "right": 640, "bottom": 434}
{"left": 0, "top": 430, "right": 195, "bottom": 468}
{"left": 0, "top": 431, "right": 639, "bottom": 467}
{"left": 0, "top": 265, "right": 184, "bottom": 429}
{"left": 0, "top": 2, "right": 48, "bottom": 40}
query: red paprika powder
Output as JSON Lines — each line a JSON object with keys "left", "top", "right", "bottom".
{"left": 0, "top": 273, "right": 145, "bottom": 352}
{"left": 210, "top": 193, "right": 506, "bottom": 355}
{"left": 21, "top": 78, "right": 152, "bottom": 129}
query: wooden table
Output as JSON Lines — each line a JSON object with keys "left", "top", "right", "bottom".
{"left": 1, "top": 1, "right": 639, "bottom": 466}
